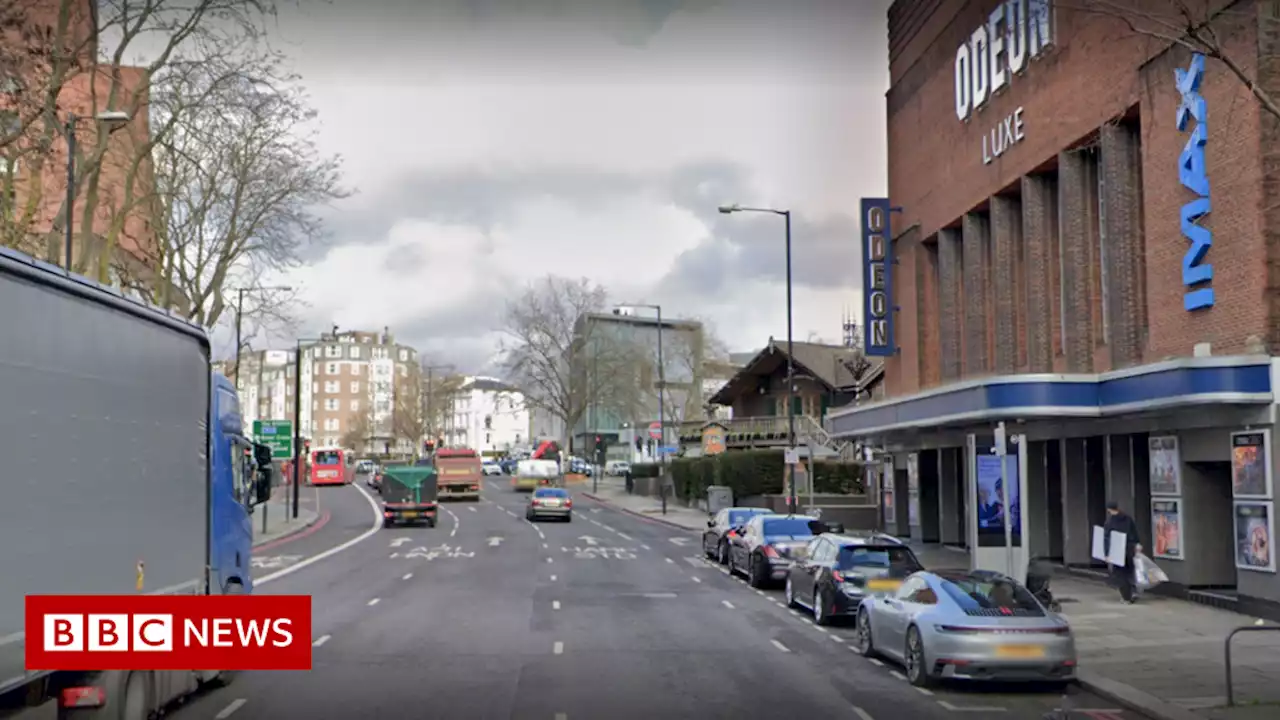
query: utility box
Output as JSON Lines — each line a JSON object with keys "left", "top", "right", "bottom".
{"left": 707, "top": 485, "right": 734, "bottom": 515}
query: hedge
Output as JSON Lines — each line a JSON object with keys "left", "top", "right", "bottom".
{"left": 631, "top": 462, "right": 662, "bottom": 478}
{"left": 663, "top": 450, "right": 866, "bottom": 504}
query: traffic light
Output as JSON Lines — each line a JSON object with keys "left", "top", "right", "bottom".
{"left": 594, "top": 435, "right": 607, "bottom": 465}
{"left": 635, "top": 436, "right": 643, "bottom": 452}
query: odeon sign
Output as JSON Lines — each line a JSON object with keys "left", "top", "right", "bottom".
{"left": 954, "top": 0, "right": 1056, "bottom": 122}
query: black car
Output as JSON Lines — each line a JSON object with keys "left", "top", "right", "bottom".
{"left": 727, "top": 514, "right": 822, "bottom": 589}
{"left": 703, "top": 507, "right": 770, "bottom": 564}
{"left": 784, "top": 532, "right": 923, "bottom": 626}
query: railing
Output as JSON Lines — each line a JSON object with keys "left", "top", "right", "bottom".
{"left": 1224, "top": 623, "right": 1280, "bottom": 705}
{"left": 675, "top": 415, "right": 852, "bottom": 455}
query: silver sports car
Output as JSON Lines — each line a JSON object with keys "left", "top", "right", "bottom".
{"left": 852, "top": 568, "right": 1077, "bottom": 687}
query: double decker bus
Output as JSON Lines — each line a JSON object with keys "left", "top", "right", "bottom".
{"left": 310, "top": 447, "right": 349, "bottom": 486}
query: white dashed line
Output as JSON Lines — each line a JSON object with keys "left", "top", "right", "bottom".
{"left": 852, "top": 707, "right": 874, "bottom": 720}
{"left": 389, "top": 552, "right": 399, "bottom": 559}
{"left": 722, "top": 600, "right": 735, "bottom": 609}
{"left": 214, "top": 699, "right": 246, "bottom": 719}
{"left": 312, "top": 635, "right": 330, "bottom": 647}
{"left": 367, "top": 598, "right": 380, "bottom": 606}
{"left": 468, "top": 506, "right": 476, "bottom": 512}
{"left": 691, "top": 576, "right": 702, "bottom": 583}
{"left": 913, "top": 687, "right": 932, "bottom": 696}
{"left": 402, "top": 573, "right": 412, "bottom": 580}
{"left": 770, "top": 639, "right": 791, "bottom": 653}
{"left": 552, "top": 601, "right": 561, "bottom": 610}
{"left": 553, "top": 641, "right": 564, "bottom": 655}
{"left": 542, "top": 543, "right": 549, "bottom": 549}
{"left": 771, "top": 600, "right": 783, "bottom": 607}
{"left": 937, "top": 701, "right": 1006, "bottom": 712}
{"left": 550, "top": 574, "right": 557, "bottom": 581}
{"left": 867, "top": 657, "right": 884, "bottom": 666}
{"left": 641, "top": 544, "right": 651, "bottom": 550}
{"left": 830, "top": 635, "right": 844, "bottom": 643}
{"left": 754, "top": 590, "right": 765, "bottom": 596}
{"left": 889, "top": 670, "right": 907, "bottom": 681}
{"left": 616, "top": 532, "right": 632, "bottom": 540}
{"left": 546, "top": 557, "right": 554, "bottom": 564}
{"left": 665, "top": 558, "right": 674, "bottom": 564}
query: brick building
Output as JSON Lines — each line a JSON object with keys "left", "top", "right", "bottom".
{"left": 829, "top": 0, "right": 1280, "bottom": 614}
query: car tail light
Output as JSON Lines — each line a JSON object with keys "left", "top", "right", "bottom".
{"left": 564, "top": 499, "right": 572, "bottom": 508}
{"left": 762, "top": 545, "right": 780, "bottom": 558}
{"left": 935, "top": 624, "right": 1070, "bottom": 635}
{"left": 531, "top": 499, "right": 541, "bottom": 506}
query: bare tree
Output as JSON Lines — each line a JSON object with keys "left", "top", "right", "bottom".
{"left": 622, "top": 318, "right": 729, "bottom": 429}
{"left": 421, "top": 368, "right": 465, "bottom": 443}
{"left": 1059, "top": 1, "right": 1280, "bottom": 121}
{"left": 115, "top": 48, "right": 348, "bottom": 329}
{"left": 499, "top": 275, "right": 634, "bottom": 453}
{"left": 392, "top": 368, "right": 425, "bottom": 450}
{"left": 340, "top": 410, "right": 373, "bottom": 454}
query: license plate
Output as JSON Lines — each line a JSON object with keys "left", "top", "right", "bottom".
{"left": 542, "top": 500, "right": 561, "bottom": 507}
{"left": 867, "top": 579, "right": 901, "bottom": 591}
{"left": 995, "top": 644, "right": 1046, "bottom": 659}
{"left": 403, "top": 512, "right": 418, "bottom": 519}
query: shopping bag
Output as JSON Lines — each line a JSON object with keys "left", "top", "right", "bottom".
{"left": 1133, "top": 552, "right": 1168, "bottom": 589}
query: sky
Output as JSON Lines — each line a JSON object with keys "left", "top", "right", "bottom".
{"left": 232, "top": 0, "right": 891, "bottom": 372}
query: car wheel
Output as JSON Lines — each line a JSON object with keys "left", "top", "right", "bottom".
{"left": 564, "top": 514, "right": 572, "bottom": 523}
{"left": 784, "top": 577, "right": 798, "bottom": 608}
{"left": 905, "top": 625, "right": 935, "bottom": 687}
{"left": 727, "top": 549, "right": 737, "bottom": 576}
{"left": 717, "top": 540, "right": 729, "bottom": 565}
{"left": 854, "top": 608, "right": 876, "bottom": 657}
{"left": 748, "top": 554, "right": 765, "bottom": 588}
{"left": 704, "top": 538, "right": 715, "bottom": 560}
{"left": 812, "top": 587, "right": 829, "bottom": 625}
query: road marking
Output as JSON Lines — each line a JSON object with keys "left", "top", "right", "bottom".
{"left": 257, "top": 483, "right": 383, "bottom": 586}
{"left": 668, "top": 537, "right": 691, "bottom": 546}
{"left": 722, "top": 600, "right": 735, "bottom": 609}
{"left": 691, "top": 576, "right": 702, "bottom": 583}
{"left": 771, "top": 600, "right": 783, "bottom": 607}
{"left": 468, "top": 506, "right": 476, "bottom": 512}
{"left": 367, "top": 598, "right": 380, "bottom": 606}
{"left": 214, "top": 699, "right": 246, "bottom": 719}
{"left": 535, "top": 527, "right": 545, "bottom": 538}
{"left": 546, "top": 557, "right": 554, "bottom": 564}
{"left": 643, "top": 592, "right": 678, "bottom": 598}
{"left": 867, "top": 658, "right": 884, "bottom": 666}
{"left": 641, "top": 544, "right": 651, "bottom": 550}
{"left": 488, "top": 537, "right": 504, "bottom": 547}
{"left": 445, "top": 507, "right": 460, "bottom": 538}
{"left": 754, "top": 590, "right": 765, "bottom": 596}
{"left": 665, "top": 558, "right": 675, "bottom": 564}
{"left": 389, "top": 537, "right": 411, "bottom": 548}
{"left": 913, "top": 687, "right": 932, "bottom": 696}
{"left": 313, "top": 635, "right": 330, "bottom": 647}
{"left": 937, "top": 701, "right": 1007, "bottom": 712}
{"left": 852, "top": 707, "right": 874, "bottom": 720}
{"left": 553, "top": 641, "right": 564, "bottom": 655}
{"left": 555, "top": 714, "right": 567, "bottom": 720}
{"left": 601, "top": 524, "right": 615, "bottom": 532}
{"left": 552, "top": 600, "right": 561, "bottom": 610}
{"left": 579, "top": 535, "right": 601, "bottom": 546}
{"left": 830, "top": 635, "right": 844, "bottom": 643}
{"left": 550, "top": 574, "right": 557, "bottom": 581}
{"left": 770, "top": 639, "right": 791, "bottom": 653}
{"left": 889, "top": 670, "right": 906, "bottom": 681}
{"left": 684, "top": 557, "right": 705, "bottom": 567}
{"left": 616, "top": 532, "right": 633, "bottom": 541}
{"left": 542, "top": 543, "right": 549, "bottom": 549}
{"left": 389, "top": 553, "right": 399, "bottom": 559}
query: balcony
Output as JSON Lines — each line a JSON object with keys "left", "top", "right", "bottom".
{"left": 675, "top": 414, "right": 851, "bottom": 457}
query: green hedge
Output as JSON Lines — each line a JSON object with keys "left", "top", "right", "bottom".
{"left": 664, "top": 450, "right": 866, "bottom": 503}
{"left": 631, "top": 462, "right": 662, "bottom": 478}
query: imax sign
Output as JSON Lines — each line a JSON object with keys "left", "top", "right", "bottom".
{"left": 955, "top": 0, "right": 1055, "bottom": 122}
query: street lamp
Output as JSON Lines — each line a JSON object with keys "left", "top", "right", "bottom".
{"left": 613, "top": 303, "right": 665, "bottom": 472}
{"left": 232, "top": 285, "right": 293, "bottom": 386}
{"left": 719, "top": 202, "right": 798, "bottom": 514}
{"left": 292, "top": 329, "right": 338, "bottom": 519}
{"left": 64, "top": 110, "right": 131, "bottom": 271}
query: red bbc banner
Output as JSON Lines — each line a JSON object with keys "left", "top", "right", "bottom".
{"left": 25, "top": 594, "right": 312, "bottom": 672}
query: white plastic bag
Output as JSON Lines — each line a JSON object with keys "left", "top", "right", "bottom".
{"left": 1133, "top": 552, "right": 1168, "bottom": 589}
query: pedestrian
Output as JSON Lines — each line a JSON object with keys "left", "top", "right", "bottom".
{"left": 624, "top": 467, "right": 634, "bottom": 495}
{"left": 1103, "top": 500, "right": 1143, "bottom": 604}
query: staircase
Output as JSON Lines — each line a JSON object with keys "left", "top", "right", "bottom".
{"left": 796, "top": 415, "right": 853, "bottom": 459}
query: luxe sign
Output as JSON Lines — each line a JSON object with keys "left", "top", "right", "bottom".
{"left": 861, "top": 198, "right": 895, "bottom": 357}
{"left": 1177, "top": 53, "right": 1213, "bottom": 311}
{"left": 954, "top": 0, "right": 1055, "bottom": 122}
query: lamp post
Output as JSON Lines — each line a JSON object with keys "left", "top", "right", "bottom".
{"left": 232, "top": 286, "right": 292, "bottom": 386}
{"left": 292, "top": 330, "right": 338, "bottom": 519}
{"left": 614, "top": 304, "right": 665, "bottom": 504}
{"left": 719, "top": 203, "right": 797, "bottom": 514}
{"left": 63, "top": 110, "right": 131, "bottom": 271}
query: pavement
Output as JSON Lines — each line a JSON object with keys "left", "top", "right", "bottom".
{"left": 251, "top": 485, "right": 323, "bottom": 550}
{"left": 163, "top": 473, "right": 1139, "bottom": 720}
{"left": 581, "top": 475, "right": 710, "bottom": 531}
{"left": 905, "top": 544, "right": 1280, "bottom": 720}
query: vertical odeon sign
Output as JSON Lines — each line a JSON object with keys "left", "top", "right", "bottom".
{"left": 861, "top": 198, "right": 895, "bottom": 357}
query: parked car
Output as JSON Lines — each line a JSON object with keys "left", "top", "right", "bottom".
{"left": 526, "top": 487, "right": 572, "bottom": 522}
{"left": 726, "top": 514, "right": 821, "bottom": 588}
{"left": 367, "top": 466, "right": 383, "bottom": 490}
{"left": 482, "top": 460, "right": 503, "bottom": 476}
{"left": 852, "top": 569, "right": 1077, "bottom": 688}
{"left": 785, "top": 532, "right": 922, "bottom": 626}
{"left": 605, "top": 460, "right": 631, "bottom": 476}
{"left": 702, "top": 507, "right": 770, "bottom": 564}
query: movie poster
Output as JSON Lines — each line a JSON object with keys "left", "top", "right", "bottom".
{"left": 1234, "top": 501, "right": 1275, "bottom": 572}
{"left": 1151, "top": 499, "right": 1183, "bottom": 560}
{"left": 882, "top": 461, "right": 895, "bottom": 526}
{"left": 1231, "top": 431, "right": 1273, "bottom": 499}
{"left": 907, "top": 453, "right": 920, "bottom": 526}
{"left": 1148, "top": 436, "right": 1182, "bottom": 496}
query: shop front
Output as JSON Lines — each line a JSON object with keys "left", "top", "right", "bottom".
{"left": 828, "top": 357, "right": 1280, "bottom": 615}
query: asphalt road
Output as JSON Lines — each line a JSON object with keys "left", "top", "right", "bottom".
{"left": 168, "top": 476, "right": 1148, "bottom": 720}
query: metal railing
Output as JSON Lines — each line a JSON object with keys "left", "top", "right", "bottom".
{"left": 1224, "top": 623, "right": 1280, "bottom": 706}
{"left": 676, "top": 414, "right": 852, "bottom": 456}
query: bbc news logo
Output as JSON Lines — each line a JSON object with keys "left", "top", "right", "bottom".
{"left": 25, "top": 595, "right": 311, "bottom": 671}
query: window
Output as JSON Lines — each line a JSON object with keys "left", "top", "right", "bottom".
{"left": 350, "top": 381, "right": 360, "bottom": 393}
{"left": 324, "top": 398, "right": 339, "bottom": 411}
{"left": 349, "top": 346, "right": 361, "bottom": 359}
{"left": 326, "top": 363, "right": 338, "bottom": 375}
{"left": 350, "top": 400, "right": 361, "bottom": 411}
{"left": 761, "top": 517, "right": 815, "bottom": 537}
{"left": 399, "top": 365, "right": 407, "bottom": 377}
{"left": 399, "top": 349, "right": 408, "bottom": 362}
{"left": 325, "top": 345, "right": 341, "bottom": 358}
{"left": 350, "top": 364, "right": 358, "bottom": 375}
{"left": 324, "top": 381, "right": 339, "bottom": 393}
{"left": 229, "top": 441, "right": 252, "bottom": 505}
{"left": 323, "top": 418, "right": 340, "bottom": 431}
{"left": 938, "top": 574, "right": 1044, "bottom": 616}
{"left": 836, "top": 545, "right": 923, "bottom": 573}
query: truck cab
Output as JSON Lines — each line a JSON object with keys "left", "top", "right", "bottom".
{"left": 208, "top": 373, "right": 262, "bottom": 595}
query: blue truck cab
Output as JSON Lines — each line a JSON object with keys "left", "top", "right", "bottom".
{"left": 209, "top": 372, "right": 265, "bottom": 595}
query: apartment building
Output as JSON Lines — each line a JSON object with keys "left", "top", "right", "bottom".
{"left": 442, "top": 376, "right": 530, "bottom": 454}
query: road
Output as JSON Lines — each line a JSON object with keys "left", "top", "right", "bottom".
{"left": 169, "top": 475, "right": 1147, "bottom": 720}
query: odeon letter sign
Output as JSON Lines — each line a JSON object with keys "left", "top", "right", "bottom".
{"left": 1177, "top": 53, "right": 1213, "bottom": 311}
{"left": 861, "top": 198, "right": 895, "bottom": 358}
{"left": 955, "top": 0, "right": 1055, "bottom": 122}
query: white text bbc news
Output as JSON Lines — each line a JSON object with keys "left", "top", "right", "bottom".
{"left": 43, "top": 615, "right": 295, "bottom": 652}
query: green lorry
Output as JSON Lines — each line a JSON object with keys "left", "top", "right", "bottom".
{"left": 379, "top": 465, "right": 439, "bottom": 528}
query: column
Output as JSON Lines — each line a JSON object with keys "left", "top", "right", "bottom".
{"left": 961, "top": 213, "right": 991, "bottom": 375}
{"left": 917, "top": 449, "right": 941, "bottom": 542}
{"left": 1060, "top": 438, "right": 1091, "bottom": 565}
{"left": 1024, "top": 440, "right": 1050, "bottom": 558}
{"left": 1104, "top": 434, "right": 1136, "bottom": 515}
{"left": 990, "top": 195, "right": 1024, "bottom": 373}
{"left": 1021, "top": 174, "right": 1058, "bottom": 372}
{"left": 1099, "top": 124, "right": 1145, "bottom": 368}
{"left": 1057, "top": 150, "right": 1098, "bottom": 372}
{"left": 937, "top": 228, "right": 963, "bottom": 381}
{"left": 938, "top": 448, "right": 962, "bottom": 545}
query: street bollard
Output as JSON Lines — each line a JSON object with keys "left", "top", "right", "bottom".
{"left": 262, "top": 498, "right": 268, "bottom": 535}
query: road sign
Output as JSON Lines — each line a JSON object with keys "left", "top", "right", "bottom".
{"left": 648, "top": 421, "right": 662, "bottom": 439}
{"left": 253, "top": 420, "right": 293, "bottom": 459}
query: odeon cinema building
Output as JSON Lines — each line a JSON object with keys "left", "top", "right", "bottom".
{"left": 829, "top": 0, "right": 1280, "bottom": 614}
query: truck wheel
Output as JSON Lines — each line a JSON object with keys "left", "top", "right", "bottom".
{"left": 428, "top": 517, "right": 437, "bottom": 528}
{"left": 383, "top": 518, "right": 394, "bottom": 528}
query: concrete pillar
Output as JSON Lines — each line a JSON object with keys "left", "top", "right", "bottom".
{"left": 1024, "top": 440, "right": 1050, "bottom": 558}
{"left": 961, "top": 213, "right": 992, "bottom": 376}
{"left": 937, "top": 228, "right": 963, "bottom": 381}
{"left": 1060, "top": 438, "right": 1091, "bottom": 566}
{"left": 1021, "top": 174, "right": 1058, "bottom": 372}
{"left": 1057, "top": 150, "right": 1099, "bottom": 372}
{"left": 939, "top": 447, "right": 962, "bottom": 545}
{"left": 1105, "top": 434, "right": 1136, "bottom": 516}
{"left": 917, "top": 449, "right": 941, "bottom": 542}
{"left": 990, "top": 195, "right": 1024, "bottom": 373}
{"left": 1099, "top": 124, "right": 1145, "bottom": 368}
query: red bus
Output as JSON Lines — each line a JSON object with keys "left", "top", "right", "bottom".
{"left": 309, "top": 447, "right": 348, "bottom": 486}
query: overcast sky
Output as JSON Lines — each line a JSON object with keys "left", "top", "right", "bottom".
{"left": 232, "top": 0, "right": 890, "bottom": 372}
